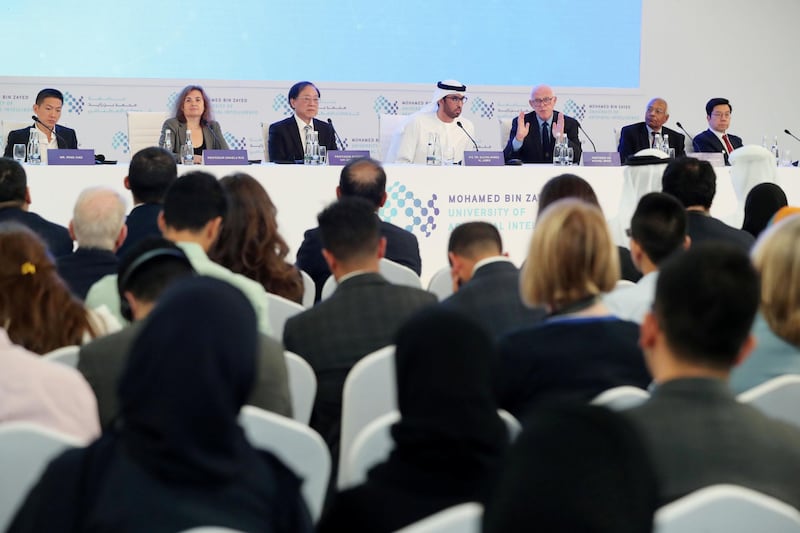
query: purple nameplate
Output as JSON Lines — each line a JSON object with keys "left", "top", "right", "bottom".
{"left": 691, "top": 152, "right": 726, "bottom": 167}
{"left": 202, "top": 150, "right": 249, "bottom": 165}
{"left": 327, "top": 150, "right": 370, "bottom": 166}
{"left": 583, "top": 152, "right": 621, "bottom": 166}
{"left": 48, "top": 149, "right": 95, "bottom": 165}
{"left": 463, "top": 151, "right": 504, "bottom": 166}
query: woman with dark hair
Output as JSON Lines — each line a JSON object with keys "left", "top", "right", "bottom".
{"left": 741, "top": 182, "right": 787, "bottom": 238}
{"left": 209, "top": 173, "right": 304, "bottom": 303}
{"left": 318, "top": 307, "right": 508, "bottom": 532}
{"left": 0, "top": 224, "right": 117, "bottom": 354}
{"left": 8, "top": 276, "right": 312, "bottom": 532}
{"left": 159, "top": 85, "right": 228, "bottom": 164}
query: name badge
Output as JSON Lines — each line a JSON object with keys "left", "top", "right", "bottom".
{"left": 583, "top": 152, "right": 621, "bottom": 166}
{"left": 202, "top": 150, "right": 249, "bottom": 165}
{"left": 328, "top": 150, "right": 371, "bottom": 166}
{"left": 47, "top": 149, "right": 95, "bottom": 165}
{"left": 463, "top": 151, "right": 504, "bottom": 166}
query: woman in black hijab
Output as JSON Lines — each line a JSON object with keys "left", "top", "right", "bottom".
{"left": 9, "top": 276, "right": 312, "bottom": 533}
{"left": 741, "top": 182, "right": 788, "bottom": 238}
{"left": 317, "top": 307, "right": 508, "bottom": 533}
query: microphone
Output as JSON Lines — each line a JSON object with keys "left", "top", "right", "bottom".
{"left": 327, "top": 118, "right": 345, "bottom": 151}
{"left": 577, "top": 122, "right": 597, "bottom": 152}
{"left": 785, "top": 129, "right": 800, "bottom": 144}
{"left": 457, "top": 121, "right": 479, "bottom": 151}
{"left": 31, "top": 115, "right": 67, "bottom": 144}
{"left": 675, "top": 122, "right": 695, "bottom": 142}
{"left": 201, "top": 119, "right": 222, "bottom": 149}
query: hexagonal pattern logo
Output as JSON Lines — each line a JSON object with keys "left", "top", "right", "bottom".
{"left": 63, "top": 92, "right": 84, "bottom": 115}
{"left": 563, "top": 99, "right": 586, "bottom": 122}
{"left": 373, "top": 96, "right": 398, "bottom": 115}
{"left": 380, "top": 181, "right": 439, "bottom": 238}
{"left": 471, "top": 97, "right": 494, "bottom": 119}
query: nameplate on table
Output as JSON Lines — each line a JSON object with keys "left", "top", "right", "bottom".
{"left": 202, "top": 150, "right": 249, "bottom": 165}
{"left": 327, "top": 150, "right": 371, "bottom": 166}
{"left": 691, "top": 152, "right": 726, "bottom": 167}
{"left": 583, "top": 152, "right": 621, "bottom": 166}
{"left": 47, "top": 149, "right": 95, "bottom": 165}
{"left": 463, "top": 151, "right": 504, "bottom": 166}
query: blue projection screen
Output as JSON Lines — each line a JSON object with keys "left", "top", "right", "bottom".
{"left": 2, "top": 0, "right": 641, "bottom": 87}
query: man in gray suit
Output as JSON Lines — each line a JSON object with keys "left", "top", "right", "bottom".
{"left": 441, "top": 221, "right": 545, "bottom": 341}
{"left": 284, "top": 197, "right": 436, "bottom": 449}
{"left": 624, "top": 242, "right": 800, "bottom": 507}
{"left": 79, "top": 237, "right": 292, "bottom": 427}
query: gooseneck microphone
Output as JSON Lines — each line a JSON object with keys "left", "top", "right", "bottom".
{"left": 327, "top": 118, "right": 345, "bottom": 151}
{"left": 576, "top": 122, "right": 597, "bottom": 152}
{"left": 201, "top": 119, "right": 223, "bottom": 149}
{"left": 31, "top": 115, "right": 66, "bottom": 144}
{"left": 675, "top": 122, "right": 695, "bottom": 142}
{"left": 457, "top": 121, "right": 479, "bottom": 151}
{"left": 785, "top": 129, "right": 800, "bottom": 143}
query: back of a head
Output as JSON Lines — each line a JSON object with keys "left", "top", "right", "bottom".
{"left": 318, "top": 196, "right": 380, "bottom": 263}
{"left": 0, "top": 157, "right": 27, "bottom": 204}
{"left": 162, "top": 171, "right": 227, "bottom": 232}
{"left": 654, "top": 242, "right": 759, "bottom": 370}
{"left": 448, "top": 221, "right": 502, "bottom": 259}
{"left": 72, "top": 187, "right": 127, "bottom": 250}
{"left": 661, "top": 157, "right": 716, "bottom": 209}
{"left": 742, "top": 182, "right": 787, "bottom": 238}
{"left": 537, "top": 173, "right": 600, "bottom": 220}
{"left": 630, "top": 192, "right": 687, "bottom": 266}
{"left": 338, "top": 157, "right": 387, "bottom": 208}
{"left": 128, "top": 147, "right": 178, "bottom": 204}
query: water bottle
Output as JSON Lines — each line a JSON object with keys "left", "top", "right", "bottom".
{"left": 27, "top": 130, "right": 41, "bottom": 165}
{"left": 304, "top": 130, "right": 319, "bottom": 165}
{"left": 770, "top": 136, "right": 780, "bottom": 166}
{"left": 426, "top": 133, "right": 441, "bottom": 165}
{"left": 553, "top": 136, "right": 564, "bottom": 166}
{"left": 182, "top": 130, "right": 194, "bottom": 165}
{"left": 162, "top": 129, "right": 173, "bottom": 153}
{"left": 661, "top": 133, "right": 670, "bottom": 154}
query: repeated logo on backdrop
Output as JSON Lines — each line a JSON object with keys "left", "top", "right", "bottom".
{"left": 373, "top": 96, "right": 398, "bottom": 115}
{"left": 224, "top": 132, "right": 247, "bottom": 151}
{"left": 112, "top": 131, "right": 129, "bottom": 153}
{"left": 470, "top": 97, "right": 495, "bottom": 119}
{"left": 63, "top": 92, "right": 85, "bottom": 115}
{"left": 380, "top": 181, "right": 440, "bottom": 238}
{"left": 563, "top": 99, "right": 586, "bottom": 122}
{"left": 272, "top": 95, "right": 292, "bottom": 116}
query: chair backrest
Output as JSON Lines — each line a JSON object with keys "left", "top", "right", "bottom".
{"left": 379, "top": 113, "right": 408, "bottom": 162}
{"left": 498, "top": 117, "right": 514, "bottom": 149}
{"left": 737, "top": 374, "right": 800, "bottom": 428}
{"left": 591, "top": 385, "right": 650, "bottom": 411}
{"left": 654, "top": 484, "right": 800, "bottom": 533}
{"left": 284, "top": 351, "right": 317, "bottom": 425}
{"left": 1, "top": 120, "right": 30, "bottom": 155}
{"left": 320, "top": 259, "right": 422, "bottom": 301}
{"left": 266, "top": 293, "right": 305, "bottom": 340}
{"left": 396, "top": 502, "right": 483, "bottom": 533}
{"left": 337, "top": 345, "right": 397, "bottom": 488}
{"left": 41, "top": 345, "right": 81, "bottom": 368}
{"left": 299, "top": 270, "right": 315, "bottom": 308}
{"left": 0, "top": 422, "right": 81, "bottom": 531}
{"left": 260, "top": 122, "right": 270, "bottom": 162}
{"left": 127, "top": 112, "right": 168, "bottom": 157}
{"left": 238, "top": 406, "right": 330, "bottom": 522}
{"left": 427, "top": 266, "right": 454, "bottom": 301}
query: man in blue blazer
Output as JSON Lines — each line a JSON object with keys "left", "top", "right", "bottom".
{"left": 3, "top": 88, "right": 78, "bottom": 163}
{"left": 267, "top": 81, "right": 338, "bottom": 163}
{"left": 692, "top": 98, "right": 743, "bottom": 165}
{"left": 618, "top": 97, "right": 686, "bottom": 163}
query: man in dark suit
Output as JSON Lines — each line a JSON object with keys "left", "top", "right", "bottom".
{"left": 692, "top": 98, "right": 743, "bottom": 165}
{"left": 267, "top": 81, "right": 338, "bottom": 163}
{"left": 0, "top": 157, "right": 72, "bottom": 256}
{"left": 503, "top": 84, "right": 581, "bottom": 164}
{"left": 661, "top": 157, "right": 754, "bottom": 251}
{"left": 296, "top": 157, "right": 421, "bottom": 302}
{"left": 57, "top": 187, "right": 127, "bottom": 300}
{"left": 115, "top": 146, "right": 177, "bottom": 258}
{"left": 624, "top": 242, "right": 800, "bottom": 508}
{"left": 79, "top": 237, "right": 292, "bottom": 427}
{"left": 617, "top": 97, "right": 686, "bottom": 163}
{"left": 441, "top": 221, "right": 545, "bottom": 341}
{"left": 3, "top": 88, "right": 78, "bottom": 163}
{"left": 284, "top": 197, "right": 436, "bottom": 449}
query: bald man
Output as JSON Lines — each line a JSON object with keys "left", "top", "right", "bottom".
{"left": 617, "top": 97, "right": 686, "bottom": 163}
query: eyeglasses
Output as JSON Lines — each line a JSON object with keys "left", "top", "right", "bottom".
{"left": 532, "top": 97, "right": 554, "bottom": 106}
{"left": 711, "top": 112, "right": 731, "bottom": 118}
{"left": 445, "top": 96, "right": 467, "bottom": 103}
{"left": 298, "top": 97, "right": 320, "bottom": 104}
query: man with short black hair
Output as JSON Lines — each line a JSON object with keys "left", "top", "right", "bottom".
{"left": 692, "top": 97, "right": 743, "bottom": 165}
{"left": 3, "top": 88, "right": 79, "bottom": 163}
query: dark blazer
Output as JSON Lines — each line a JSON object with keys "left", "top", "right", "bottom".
{"left": 283, "top": 273, "right": 436, "bottom": 448}
{"left": 617, "top": 122, "right": 686, "bottom": 163}
{"left": 158, "top": 118, "right": 228, "bottom": 160}
{"left": 503, "top": 110, "right": 581, "bottom": 164}
{"left": 686, "top": 211, "right": 755, "bottom": 252}
{"left": 78, "top": 323, "right": 293, "bottom": 427}
{"left": 296, "top": 221, "right": 422, "bottom": 303}
{"left": 267, "top": 116, "right": 337, "bottom": 163}
{"left": 56, "top": 248, "right": 119, "bottom": 300}
{"left": 624, "top": 378, "right": 800, "bottom": 507}
{"left": 116, "top": 203, "right": 163, "bottom": 258}
{"left": 441, "top": 261, "right": 546, "bottom": 341}
{"left": 3, "top": 124, "right": 78, "bottom": 157}
{"left": 0, "top": 206, "right": 72, "bottom": 256}
{"left": 692, "top": 129, "right": 743, "bottom": 165}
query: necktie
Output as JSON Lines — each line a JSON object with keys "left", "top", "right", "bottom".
{"left": 722, "top": 134, "right": 734, "bottom": 153}
{"left": 542, "top": 122, "right": 550, "bottom": 152}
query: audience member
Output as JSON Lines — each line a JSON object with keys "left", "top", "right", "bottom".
{"left": 209, "top": 173, "right": 304, "bottom": 303}
{"left": 296, "top": 157, "right": 421, "bottom": 302}
{"left": 617, "top": 97, "right": 686, "bottom": 163}
{"left": 8, "top": 277, "right": 312, "bottom": 532}
{"left": 771, "top": 206, "right": 800, "bottom": 225}
{"left": 604, "top": 193, "right": 689, "bottom": 324}
{"left": 3, "top": 88, "right": 78, "bottom": 164}
{"left": 692, "top": 97, "right": 743, "bottom": 165}
{"left": 318, "top": 308, "right": 508, "bottom": 533}
{"left": 441, "top": 221, "right": 545, "bottom": 340}
{"left": 159, "top": 85, "right": 228, "bottom": 164}
{"left": 268, "top": 81, "right": 337, "bottom": 163}
{"left": 661, "top": 156, "right": 755, "bottom": 251}
{"left": 496, "top": 199, "right": 651, "bottom": 418}
{"left": 741, "top": 182, "right": 787, "bottom": 239}
{"left": 0, "top": 157, "right": 72, "bottom": 256}
{"left": 624, "top": 242, "right": 800, "bottom": 507}
{"left": 57, "top": 187, "right": 127, "bottom": 300}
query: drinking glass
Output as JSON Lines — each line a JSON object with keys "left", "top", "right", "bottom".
{"left": 12, "top": 144, "right": 25, "bottom": 163}
{"left": 318, "top": 146, "right": 327, "bottom": 165}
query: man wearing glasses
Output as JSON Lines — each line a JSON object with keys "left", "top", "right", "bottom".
{"left": 503, "top": 84, "right": 581, "bottom": 164}
{"left": 267, "top": 81, "right": 338, "bottom": 163}
{"left": 692, "top": 98, "right": 742, "bottom": 166}
{"left": 391, "top": 80, "right": 476, "bottom": 164}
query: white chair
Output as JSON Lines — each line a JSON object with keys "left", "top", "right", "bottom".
{"left": 41, "top": 345, "right": 80, "bottom": 368}
{"left": 396, "top": 502, "right": 483, "bottom": 533}
{"left": 427, "top": 265, "right": 454, "bottom": 301}
{"left": 737, "top": 374, "right": 800, "bottom": 427}
{"left": 379, "top": 113, "right": 408, "bottom": 162}
{"left": 238, "top": 406, "right": 330, "bottom": 523}
{"left": 260, "top": 121, "right": 270, "bottom": 162}
{"left": 321, "top": 259, "right": 422, "bottom": 301}
{"left": 265, "top": 293, "right": 305, "bottom": 340}
{"left": 284, "top": 351, "right": 317, "bottom": 425}
{"left": 127, "top": 111, "right": 168, "bottom": 157}
{"left": 1, "top": 120, "right": 30, "bottom": 155}
{"left": 337, "top": 345, "right": 396, "bottom": 488}
{"left": 299, "top": 270, "right": 315, "bottom": 308}
{"left": 591, "top": 385, "right": 650, "bottom": 411}
{"left": 654, "top": 484, "right": 800, "bottom": 533}
{"left": 0, "top": 422, "right": 81, "bottom": 531}
{"left": 498, "top": 117, "right": 514, "bottom": 149}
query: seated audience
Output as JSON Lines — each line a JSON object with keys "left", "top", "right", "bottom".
{"left": 318, "top": 308, "right": 508, "bottom": 533}
{"left": 3, "top": 88, "right": 78, "bottom": 164}
{"left": 8, "top": 277, "right": 312, "bottom": 532}
{"left": 268, "top": 81, "right": 337, "bottom": 163}
{"left": 496, "top": 199, "right": 651, "bottom": 419}
{"left": 159, "top": 85, "right": 228, "bottom": 164}
{"left": 741, "top": 182, "right": 787, "bottom": 239}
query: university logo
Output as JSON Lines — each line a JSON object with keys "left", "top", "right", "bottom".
{"left": 112, "top": 131, "right": 129, "bottom": 154}
{"left": 224, "top": 132, "right": 247, "bottom": 150}
{"left": 380, "top": 181, "right": 439, "bottom": 238}
{"left": 563, "top": 99, "right": 586, "bottom": 122}
{"left": 63, "top": 92, "right": 84, "bottom": 115}
{"left": 373, "top": 96, "right": 398, "bottom": 115}
{"left": 470, "top": 97, "right": 494, "bottom": 119}
{"left": 272, "top": 95, "right": 292, "bottom": 115}
{"left": 337, "top": 137, "right": 349, "bottom": 150}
